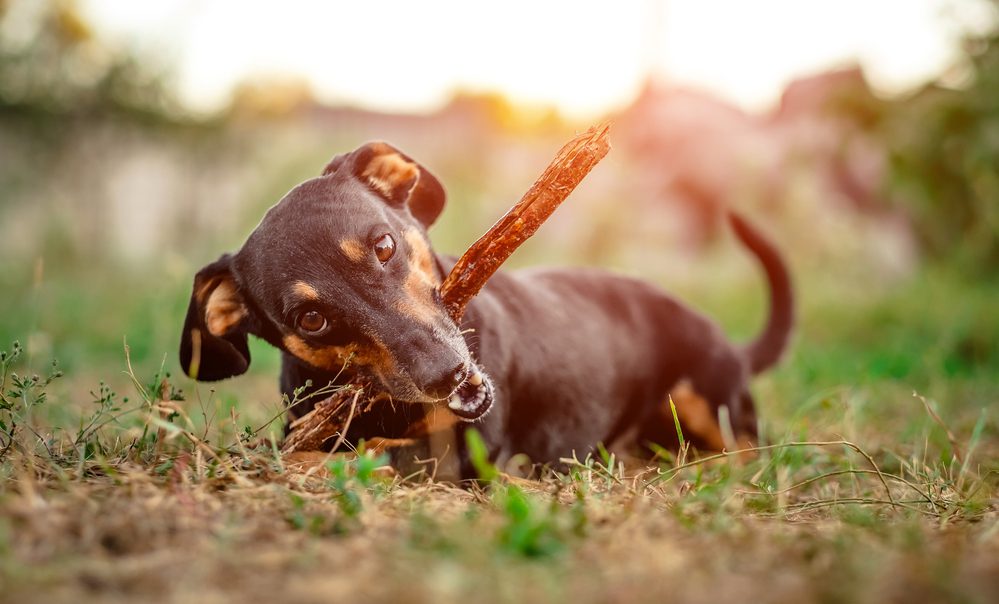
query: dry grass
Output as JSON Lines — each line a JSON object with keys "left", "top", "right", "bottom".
{"left": 1, "top": 338, "right": 997, "bottom": 604}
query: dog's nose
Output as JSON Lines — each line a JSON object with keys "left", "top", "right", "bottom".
{"left": 422, "top": 362, "right": 468, "bottom": 400}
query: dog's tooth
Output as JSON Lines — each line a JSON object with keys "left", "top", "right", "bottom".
{"left": 448, "top": 395, "right": 462, "bottom": 410}
{"left": 468, "top": 370, "right": 483, "bottom": 386}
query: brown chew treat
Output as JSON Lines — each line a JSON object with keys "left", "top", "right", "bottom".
{"left": 279, "top": 382, "right": 372, "bottom": 453}
{"left": 439, "top": 123, "right": 611, "bottom": 321}
{"left": 280, "top": 123, "right": 611, "bottom": 454}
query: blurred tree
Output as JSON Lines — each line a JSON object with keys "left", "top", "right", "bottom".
{"left": 228, "top": 76, "right": 316, "bottom": 120}
{"left": 443, "top": 90, "right": 565, "bottom": 135}
{"left": 884, "top": 12, "right": 999, "bottom": 274}
{"left": 0, "top": 0, "right": 184, "bottom": 127}
{"left": 0, "top": 0, "right": 234, "bottom": 272}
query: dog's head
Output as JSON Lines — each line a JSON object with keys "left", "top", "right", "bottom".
{"left": 179, "top": 142, "right": 492, "bottom": 420}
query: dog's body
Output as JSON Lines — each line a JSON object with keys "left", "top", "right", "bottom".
{"left": 180, "top": 142, "right": 793, "bottom": 477}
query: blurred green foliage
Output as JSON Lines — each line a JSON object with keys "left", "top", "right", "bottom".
{"left": 0, "top": 0, "right": 187, "bottom": 125}
{"left": 884, "top": 22, "right": 999, "bottom": 273}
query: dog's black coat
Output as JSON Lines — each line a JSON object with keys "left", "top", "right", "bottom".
{"left": 180, "top": 142, "right": 793, "bottom": 477}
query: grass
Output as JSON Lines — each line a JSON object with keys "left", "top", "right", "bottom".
{"left": 1, "top": 155, "right": 997, "bottom": 603}
{"left": 0, "top": 257, "right": 997, "bottom": 604}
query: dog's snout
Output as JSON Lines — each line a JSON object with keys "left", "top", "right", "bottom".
{"left": 421, "top": 362, "right": 467, "bottom": 400}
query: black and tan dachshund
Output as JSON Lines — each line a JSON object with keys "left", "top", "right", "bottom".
{"left": 180, "top": 142, "right": 793, "bottom": 476}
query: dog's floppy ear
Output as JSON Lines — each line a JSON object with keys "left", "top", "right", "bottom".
{"left": 179, "top": 254, "right": 252, "bottom": 381}
{"left": 323, "top": 142, "right": 446, "bottom": 227}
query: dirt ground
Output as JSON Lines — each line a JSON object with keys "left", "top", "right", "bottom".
{"left": 2, "top": 440, "right": 997, "bottom": 604}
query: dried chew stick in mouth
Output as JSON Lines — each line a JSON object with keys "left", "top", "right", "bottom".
{"left": 438, "top": 122, "right": 611, "bottom": 321}
{"left": 281, "top": 124, "right": 611, "bottom": 454}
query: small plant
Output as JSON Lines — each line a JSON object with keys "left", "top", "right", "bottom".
{"left": 0, "top": 341, "right": 62, "bottom": 460}
{"left": 77, "top": 351, "right": 188, "bottom": 462}
{"left": 286, "top": 491, "right": 334, "bottom": 536}
{"left": 494, "top": 484, "right": 566, "bottom": 558}
{"left": 465, "top": 429, "right": 577, "bottom": 558}
{"left": 283, "top": 453, "right": 391, "bottom": 535}
{"left": 232, "top": 375, "right": 348, "bottom": 449}
{"left": 325, "top": 451, "right": 391, "bottom": 522}
{"left": 73, "top": 381, "right": 123, "bottom": 459}
{"left": 465, "top": 426, "right": 499, "bottom": 482}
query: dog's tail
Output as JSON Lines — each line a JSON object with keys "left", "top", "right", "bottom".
{"left": 728, "top": 211, "right": 794, "bottom": 375}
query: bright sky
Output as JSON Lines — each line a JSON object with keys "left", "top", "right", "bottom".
{"left": 81, "top": 0, "right": 995, "bottom": 118}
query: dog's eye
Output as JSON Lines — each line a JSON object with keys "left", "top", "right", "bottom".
{"left": 373, "top": 233, "right": 395, "bottom": 263}
{"left": 297, "top": 310, "right": 328, "bottom": 334}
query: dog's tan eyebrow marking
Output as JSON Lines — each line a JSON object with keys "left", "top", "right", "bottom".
{"left": 339, "top": 238, "right": 367, "bottom": 263}
{"left": 362, "top": 150, "right": 418, "bottom": 198}
{"left": 292, "top": 281, "right": 320, "bottom": 301}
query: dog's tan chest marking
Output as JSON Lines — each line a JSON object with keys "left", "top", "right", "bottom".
{"left": 339, "top": 239, "right": 366, "bottom": 263}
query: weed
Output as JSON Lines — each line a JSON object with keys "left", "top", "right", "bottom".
{"left": 286, "top": 491, "right": 338, "bottom": 536}
{"left": 0, "top": 262, "right": 995, "bottom": 602}
{"left": 282, "top": 452, "right": 394, "bottom": 535}
{"left": 494, "top": 484, "right": 565, "bottom": 558}
{"left": 465, "top": 427, "right": 498, "bottom": 483}
{"left": 325, "top": 451, "right": 391, "bottom": 521}
{"left": 0, "top": 341, "right": 62, "bottom": 460}
{"left": 465, "top": 429, "right": 581, "bottom": 558}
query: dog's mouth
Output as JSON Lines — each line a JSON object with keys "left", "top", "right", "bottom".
{"left": 446, "top": 364, "right": 494, "bottom": 421}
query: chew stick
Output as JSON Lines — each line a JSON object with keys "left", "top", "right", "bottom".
{"left": 281, "top": 123, "right": 611, "bottom": 454}
{"left": 279, "top": 383, "right": 371, "bottom": 454}
{"left": 439, "top": 122, "right": 611, "bottom": 321}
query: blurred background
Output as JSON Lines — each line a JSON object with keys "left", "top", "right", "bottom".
{"left": 1, "top": 0, "right": 996, "bottom": 441}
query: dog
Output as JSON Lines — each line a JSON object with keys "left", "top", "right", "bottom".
{"left": 179, "top": 141, "right": 793, "bottom": 477}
